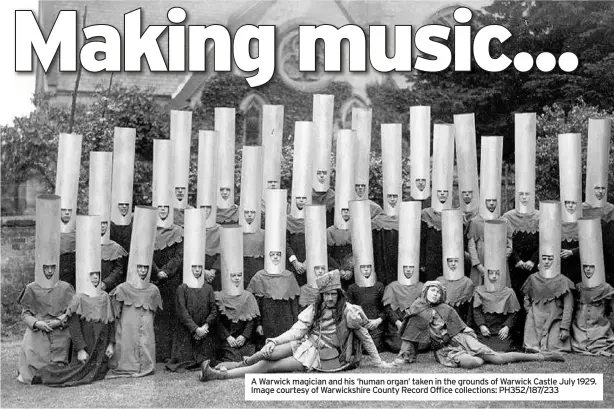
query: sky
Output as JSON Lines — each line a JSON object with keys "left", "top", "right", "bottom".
{"left": 2, "top": 0, "right": 38, "bottom": 126}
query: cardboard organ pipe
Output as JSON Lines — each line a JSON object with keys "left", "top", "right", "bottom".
{"left": 454, "top": 113, "right": 480, "bottom": 212}
{"left": 431, "top": 124, "right": 455, "bottom": 213}
{"left": 381, "top": 124, "right": 402, "bottom": 217}
{"left": 239, "top": 146, "right": 263, "bottom": 233}
{"left": 220, "top": 225, "right": 244, "bottom": 296}
{"left": 215, "top": 108, "right": 236, "bottom": 209}
{"left": 479, "top": 136, "right": 503, "bottom": 220}
{"left": 578, "top": 217, "right": 606, "bottom": 288}
{"left": 111, "top": 127, "right": 136, "bottom": 225}
{"left": 350, "top": 200, "right": 376, "bottom": 287}
{"left": 197, "top": 130, "right": 219, "bottom": 229}
{"left": 442, "top": 209, "right": 465, "bottom": 281}
{"left": 352, "top": 107, "right": 372, "bottom": 200}
{"left": 409, "top": 106, "right": 431, "bottom": 200}
{"left": 126, "top": 206, "right": 158, "bottom": 288}
{"left": 558, "top": 133, "right": 583, "bottom": 223}
{"left": 89, "top": 152, "right": 113, "bottom": 245}
{"left": 264, "top": 189, "right": 287, "bottom": 274}
{"left": 76, "top": 215, "right": 102, "bottom": 296}
{"left": 35, "top": 194, "right": 61, "bottom": 288}
{"left": 538, "top": 201, "right": 562, "bottom": 279}
{"left": 290, "top": 122, "right": 314, "bottom": 219}
{"left": 585, "top": 118, "right": 612, "bottom": 208}
{"left": 262, "top": 105, "right": 284, "bottom": 195}
{"left": 397, "top": 201, "right": 422, "bottom": 286}
{"left": 55, "top": 133, "right": 83, "bottom": 233}
{"left": 483, "top": 220, "right": 507, "bottom": 292}
{"left": 170, "top": 110, "right": 192, "bottom": 209}
{"left": 312, "top": 94, "right": 334, "bottom": 192}
{"left": 183, "top": 208, "right": 206, "bottom": 289}
{"left": 334, "top": 130, "right": 355, "bottom": 230}
{"left": 304, "top": 204, "right": 328, "bottom": 288}
{"left": 514, "top": 113, "right": 536, "bottom": 213}
{"left": 153, "top": 139, "right": 175, "bottom": 228}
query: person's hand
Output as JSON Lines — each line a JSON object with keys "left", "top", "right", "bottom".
{"left": 195, "top": 327, "right": 207, "bottom": 339}
{"left": 464, "top": 251, "right": 471, "bottom": 261}
{"left": 262, "top": 340, "right": 276, "bottom": 358}
{"left": 256, "top": 325, "right": 264, "bottom": 336}
{"left": 77, "top": 349, "right": 89, "bottom": 364}
{"left": 498, "top": 326, "right": 510, "bottom": 340}
{"left": 202, "top": 323, "right": 210, "bottom": 335}
{"left": 366, "top": 318, "right": 382, "bottom": 330}
{"left": 477, "top": 264, "right": 487, "bottom": 276}
{"left": 157, "top": 270, "right": 168, "bottom": 280}
{"left": 395, "top": 320, "right": 402, "bottom": 331}
{"left": 515, "top": 260, "right": 525, "bottom": 269}
{"left": 505, "top": 247, "right": 512, "bottom": 258}
{"left": 101, "top": 282, "right": 108, "bottom": 291}
{"left": 479, "top": 325, "right": 491, "bottom": 337}
{"left": 105, "top": 343, "right": 115, "bottom": 358}
{"left": 35, "top": 321, "right": 53, "bottom": 332}
{"left": 226, "top": 335, "right": 237, "bottom": 347}
{"left": 525, "top": 261, "right": 535, "bottom": 270}
{"left": 204, "top": 269, "right": 216, "bottom": 284}
{"left": 236, "top": 335, "right": 246, "bottom": 347}
{"left": 560, "top": 249, "right": 573, "bottom": 259}
{"left": 559, "top": 328, "right": 569, "bottom": 341}
{"left": 292, "top": 260, "right": 306, "bottom": 274}
{"left": 340, "top": 269, "right": 352, "bottom": 280}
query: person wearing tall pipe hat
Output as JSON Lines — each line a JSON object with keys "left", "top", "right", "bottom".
{"left": 394, "top": 280, "right": 564, "bottom": 368}
{"left": 166, "top": 208, "right": 218, "bottom": 372}
{"left": 150, "top": 139, "right": 185, "bottom": 363}
{"left": 247, "top": 189, "right": 301, "bottom": 341}
{"left": 215, "top": 107, "right": 240, "bottom": 225}
{"left": 471, "top": 220, "right": 521, "bottom": 352}
{"left": 89, "top": 152, "right": 129, "bottom": 293}
{"left": 582, "top": 118, "right": 614, "bottom": 283}
{"left": 346, "top": 200, "right": 386, "bottom": 352}
{"left": 17, "top": 195, "right": 75, "bottom": 384}
{"left": 371, "top": 124, "right": 402, "bottom": 286}
{"left": 382, "top": 201, "right": 425, "bottom": 353}
{"left": 311, "top": 94, "right": 336, "bottom": 228}
{"left": 571, "top": 217, "right": 614, "bottom": 356}
{"left": 501, "top": 113, "right": 540, "bottom": 348}
{"left": 466, "top": 136, "right": 513, "bottom": 287}
{"left": 214, "top": 225, "right": 260, "bottom": 365}
{"left": 326, "top": 130, "right": 356, "bottom": 289}
{"left": 108, "top": 206, "right": 162, "bottom": 378}
{"left": 56, "top": 133, "right": 83, "bottom": 288}
{"left": 261, "top": 105, "right": 284, "bottom": 199}
{"left": 454, "top": 113, "right": 480, "bottom": 222}
{"left": 110, "top": 127, "right": 137, "bottom": 252}
{"left": 409, "top": 106, "right": 431, "bottom": 203}
{"left": 170, "top": 110, "right": 195, "bottom": 227}
{"left": 521, "top": 201, "right": 574, "bottom": 353}
{"left": 33, "top": 216, "right": 117, "bottom": 386}
{"left": 199, "top": 270, "right": 391, "bottom": 381}
{"left": 436, "top": 209, "right": 475, "bottom": 325}
{"left": 558, "top": 133, "right": 583, "bottom": 284}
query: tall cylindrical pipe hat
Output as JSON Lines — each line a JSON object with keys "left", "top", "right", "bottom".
{"left": 538, "top": 201, "right": 562, "bottom": 278}
{"left": 126, "top": 206, "right": 157, "bottom": 288}
{"left": 431, "top": 124, "right": 455, "bottom": 213}
{"left": 55, "top": 133, "right": 83, "bottom": 233}
{"left": 334, "top": 130, "right": 355, "bottom": 230}
{"left": 352, "top": 107, "right": 372, "bottom": 200}
{"left": 397, "top": 201, "right": 421, "bottom": 285}
{"left": 479, "top": 136, "right": 503, "bottom": 220}
{"left": 215, "top": 108, "right": 236, "bottom": 209}
{"left": 183, "top": 208, "right": 206, "bottom": 288}
{"left": 89, "top": 152, "right": 113, "bottom": 245}
{"left": 585, "top": 118, "right": 611, "bottom": 208}
{"left": 290, "top": 122, "right": 314, "bottom": 219}
{"left": 350, "top": 200, "right": 376, "bottom": 287}
{"left": 239, "top": 146, "right": 263, "bottom": 233}
{"left": 220, "top": 225, "right": 244, "bottom": 296}
{"left": 409, "top": 106, "right": 431, "bottom": 200}
{"left": 262, "top": 105, "right": 284, "bottom": 195}
{"left": 264, "top": 189, "right": 287, "bottom": 274}
{"left": 442, "top": 209, "right": 465, "bottom": 281}
{"left": 35, "top": 194, "right": 61, "bottom": 288}
{"left": 304, "top": 204, "right": 328, "bottom": 288}
{"left": 578, "top": 217, "right": 606, "bottom": 288}
{"left": 153, "top": 139, "right": 175, "bottom": 228}
{"left": 483, "top": 220, "right": 507, "bottom": 292}
{"left": 76, "top": 215, "right": 102, "bottom": 296}
{"left": 514, "top": 113, "right": 536, "bottom": 213}
{"left": 197, "top": 130, "right": 219, "bottom": 229}
{"left": 558, "top": 133, "right": 583, "bottom": 222}
{"left": 454, "top": 113, "right": 479, "bottom": 212}
{"left": 381, "top": 124, "right": 402, "bottom": 217}
{"left": 111, "top": 127, "right": 136, "bottom": 225}
{"left": 170, "top": 110, "right": 192, "bottom": 209}
{"left": 312, "top": 94, "right": 334, "bottom": 192}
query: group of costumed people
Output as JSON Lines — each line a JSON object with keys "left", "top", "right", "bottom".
{"left": 17, "top": 97, "right": 614, "bottom": 388}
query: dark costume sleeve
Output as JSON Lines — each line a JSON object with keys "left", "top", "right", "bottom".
{"left": 205, "top": 286, "right": 218, "bottom": 327}
{"left": 219, "top": 317, "right": 231, "bottom": 340}
{"left": 286, "top": 234, "right": 296, "bottom": 259}
{"left": 162, "top": 244, "right": 184, "bottom": 278}
{"left": 103, "top": 257, "right": 126, "bottom": 291}
{"left": 175, "top": 285, "right": 199, "bottom": 334}
{"left": 561, "top": 291, "right": 574, "bottom": 331}
{"left": 385, "top": 304, "right": 402, "bottom": 323}
{"left": 242, "top": 319, "right": 255, "bottom": 339}
{"left": 347, "top": 284, "right": 357, "bottom": 304}
{"left": 377, "top": 283, "right": 386, "bottom": 321}
{"left": 503, "top": 311, "right": 516, "bottom": 330}
{"left": 69, "top": 314, "right": 88, "bottom": 352}
{"left": 473, "top": 305, "right": 486, "bottom": 328}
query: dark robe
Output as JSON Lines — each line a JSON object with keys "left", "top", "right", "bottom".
{"left": 472, "top": 286, "right": 520, "bottom": 352}
{"left": 436, "top": 276, "right": 474, "bottom": 326}
{"left": 327, "top": 226, "right": 353, "bottom": 290}
{"left": 420, "top": 209, "right": 443, "bottom": 282}
{"left": 312, "top": 188, "right": 335, "bottom": 228}
{"left": 347, "top": 282, "right": 386, "bottom": 351}
{"left": 561, "top": 222, "right": 581, "bottom": 285}
{"left": 382, "top": 281, "right": 424, "bottom": 353}
{"left": 242, "top": 230, "right": 265, "bottom": 288}
{"left": 371, "top": 214, "right": 399, "bottom": 286}
{"left": 214, "top": 291, "right": 260, "bottom": 362}
{"left": 110, "top": 222, "right": 133, "bottom": 253}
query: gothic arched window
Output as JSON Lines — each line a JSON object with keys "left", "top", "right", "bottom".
{"left": 239, "top": 93, "right": 268, "bottom": 146}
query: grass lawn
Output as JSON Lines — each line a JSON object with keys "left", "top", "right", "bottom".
{"left": 2, "top": 335, "right": 613, "bottom": 409}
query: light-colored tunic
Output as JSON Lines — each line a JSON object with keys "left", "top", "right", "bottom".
{"left": 572, "top": 298, "right": 614, "bottom": 356}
